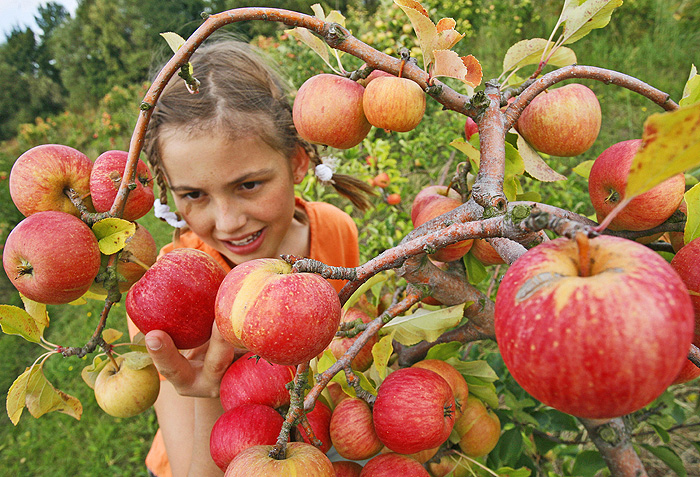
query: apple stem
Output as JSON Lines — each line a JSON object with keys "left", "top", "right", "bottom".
{"left": 397, "top": 59, "right": 406, "bottom": 78}
{"left": 106, "top": 350, "right": 120, "bottom": 371}
{"left": 576, "top": 232, "right": 591, "bottom": 278}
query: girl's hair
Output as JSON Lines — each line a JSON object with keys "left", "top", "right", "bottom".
{"left": 143, "top": 38, "right": 375, "bottom": 217}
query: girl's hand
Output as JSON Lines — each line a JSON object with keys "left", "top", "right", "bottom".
{"left": 144, "top": 322, "right": 238, "bottom": 398}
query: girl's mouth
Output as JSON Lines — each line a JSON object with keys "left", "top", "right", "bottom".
{"left": 222, "top": 229, "right": 266, "bottom": 256}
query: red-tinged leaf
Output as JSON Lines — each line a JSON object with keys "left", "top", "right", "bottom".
{"left": 6, "top": 366, "right": 35, "bottom": 425}
{"left": 432, "top": 51, "right": 482, "bottom": 90}
{"left": 435, "top": 17, "right": 456, "bottom": 33}
{"left": 0, "top": 305, "right": 42, "bottom": 342}
{"left": 517, "top": 134, "right": 567, "bottom": 182}
{"left": 25, "top": 362, "right": 82, "bottom": 421}
{"left": 434, "top": 18, "right": 464, "bottom": 51}
{"left": 462, "top": 55, "right": 483, "bottom": 88}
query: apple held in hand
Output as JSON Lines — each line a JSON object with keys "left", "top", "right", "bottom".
{"left": 219, "top": 351, "right": 296, "bottom": 411}
{"left": 126, "top": 248, "right": 227, "bottom": 349}
{"left": 362, "top": 76, "right": 426, "bottom": 132}
{"left": 293, "top": 74, "right": 372, "bottom": 149}
{"left": 328, "top": 307, "right": 378, "bottom": 372}
{"left": 589, "top": 139, "right": 685, "bottom": 232}
{"left": 372, "top": 367, "right": 456, "bottom": 454}
{"left": 225, "top": 442, "right": 334, "bottom": 477}
{"left": 209, "top": 403, "right": 285, "bottom": 472}
{"left": 3, "top": 211, "right": 101, "bottom": 304}
{"left": 495, "top": 235, "right": 694, "bottom": 419}
{"left": 90, "top": 150, "right": 154, "bottom": 221}
{"left": 516, "top": 83, "right": 601, "bottom": 157}
{"left": 90, "top": 223, "right": 158, "bottom": 295}
{"left": 9, "top": 144, "right": 94, "bottom": 217}
{"left": 94, "top": 352, "right": 160, "bottom": 418}
{"left": 215, "top": 258, "right": 342, "bottom": 365}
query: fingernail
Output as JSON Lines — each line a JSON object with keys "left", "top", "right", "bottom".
{"left": 145, "top": 335, "right": 162, "bottom": 351}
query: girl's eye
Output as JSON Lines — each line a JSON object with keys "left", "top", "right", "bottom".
{"left": 183, "top": 191, "right": 202, "bottom": 200}
{"left": 240, "top": 181, "right": 261, "bottom": 191}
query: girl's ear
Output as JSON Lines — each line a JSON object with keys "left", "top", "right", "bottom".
{"left": 291, "top": 144, "right": 310, "bottom": 184}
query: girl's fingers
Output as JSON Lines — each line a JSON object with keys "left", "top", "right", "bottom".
{"left": 145, "top": 329, "right": 196, "bottom": 390}
{"left": 202, "top": 323, "right": 237, "bottom": 384}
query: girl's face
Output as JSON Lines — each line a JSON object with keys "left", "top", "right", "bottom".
{"left": 159, "top": 130, "right": 309, "bottom": 266}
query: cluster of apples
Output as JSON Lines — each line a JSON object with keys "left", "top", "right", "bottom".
{"left": 292, "top": 70, "right": 426, "bottom": 150}
{"left": 3, "top": 144, "right": 157, "bottom": 305}
{"left": 215, "top": 347, "right": 501, "bottom": 477}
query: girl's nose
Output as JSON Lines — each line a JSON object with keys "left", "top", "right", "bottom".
{"left": 213, "top": 199, "right": 246, "bottom": 234}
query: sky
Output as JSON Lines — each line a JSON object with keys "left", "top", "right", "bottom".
{"left": 0, "top": 0, "right": 78, "bottom": 37}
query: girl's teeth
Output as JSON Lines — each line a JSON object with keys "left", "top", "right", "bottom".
{"left": 230, "top": 230, "right": 261, "bottom": 246}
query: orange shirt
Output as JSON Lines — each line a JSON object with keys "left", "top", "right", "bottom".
{"left": 140, "top": 197, "right": 359, "bottom": 477}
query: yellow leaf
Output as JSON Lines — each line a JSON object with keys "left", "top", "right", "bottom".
{"left": 680, "top": 65, "right": 700, "bottom": 107}
{"left": 517, "top": 134, "right": 567, "bottom": 182}
{"left": 625, "top": 103, "right": 700, "bottom": 198}
{"left": 20, "top": 294, "right": 49, "bottom": 330}
{"left": 24, "top": 362, "right": 82, "bottom": 421}
{"left": 395, "top": 0, "right": 437, "bottom": 70}
{"left": 160, "top": 32, "right": 186, "bottom": 53}
{"left": 0, "top": 305, "right": 42, "bottom": 342}
{"left": 6, "top": 366, "right": 35, "bottom": 425}
{"left": 81, "top": 356, "right": 107, "bottom": 390}
{"left": 122, "top": 351, "right": 154, "bottom": 370}
{"left": 285, "top": 28, "right": 334, "bottom": 71}
{"left": 370, "top": 331, "right": 395, "bottom": 382}
{"left": 560, "top": 0, "right": 624, "bottom": 45}
{"left": 102, "top": 328, "right": 123, "bottom": 344}
{"left": 572, "top": 160, "right": 595, "bottom": 179}
{"left": 450, "top": 139, "right": 480, "bottom": 171}
{"left": 684, "top": 183, "right": 700, "bottom": 244}
{"left": 92, "top": 218, "right": 136, "bottom": 255}
{"left": 381, "top": 303, "right": 464, "bottom": 346}
{"left": 317, "top": 350, "right": 355, "bottom": 397}
{"left": 502, "top": 38, "right": 577, "bottom": 74}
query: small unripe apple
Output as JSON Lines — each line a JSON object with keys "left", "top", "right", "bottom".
{"left": 517, "top": 83, "right": 601, "bottom": 157}
{"left": 293, "top": 74, "right": 372, "bottom": 149}
{"left": 372, "top": 172, "right": 390, "bottom": 188}
{"left": 386, "top": 193, "right": 401, "bottom": 205}
{"left": 94, "top": 352, "right": 160, "bottom": 418}
{"left": 362, "top": 76, "right": 426, "bottom": 132}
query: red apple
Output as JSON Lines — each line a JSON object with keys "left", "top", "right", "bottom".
{"left": 358, "top": 67, "right": 393, "bottom": 87}
{"left": 428, "top": 452, "right": 471, "bottom": 477}
{"left": 470, "top": 238, "right": 506, "bottom": 266}
{"left": 89, "top": 150, "right": 154, "bottom": 221}
{"left": 296, "top": 400, "right": 333, "bottom": 453}
{"left": 386, "top": 193, "right": 401, "bottom": 205}
{"left": 219, "top": 351, "right": 296, "bottom": 412}
{"left": 2, "top": 211, "right": 101, "bottom": 304}
{"left": 9, "top": 144, "right": 94, "bottom": 217}
{"left": 494, "top": 235, "right": 695, "bottom": 418}
{"left": 412, "top": 359, "right": 469, "bottom": 418}
{"left": 410, "top": 185, "right": 462, "bottom": 225}
{"left": 362, "top": 76, "right": 426, "bottom": 132}
{"left": 293, "top": 74, "right": 372, "bottom": 149}
{"left": 328, "top": 307, "right": 378, "bottom": 372}
{"left": 326, "top": 381, "right": 351, "bottom": 407}
{"left": 412, "top": 193, "right": 473, "bottom": 263}
{"left": 215, "top": 258, "right": 342, "bottom": 365}
{"left": 516, "top": 83, "right": 601, "bottom": 156}
{"left": 372, "top": 172, "right": 390, "bottom": 188}
{"left": 670, "top": 237, "right": 700, "bottom": 384}
{"left": 125, "top": 248, "right": 227, "bottom": 349}
{"left": 464, "top": 117, "right": 479, "bottom": 141}
{"left": 225, "top": 442, "right": 334, "bottom": 476}
{"left": 209, "top": 403, "right": 285, "bottom": 472}
{"left": 588, "top": 139, "right": 685, "bottom": 232}
{"left": 332, "top": 460, "right": 363, "bottom": 477}
{"left": 90, "top": 223, "right": 157, "bottom": 295}
{"left": 454, "top": 395, "right": 501, "bottom": 457}
{"left": 359, "top": 452, "right": 430, "bottom": 476}
{"left": 329, "top": 397, "right": 383, "bottom": 460}
{"left": 372, "top": 367, "right": 456, "bottom": 454}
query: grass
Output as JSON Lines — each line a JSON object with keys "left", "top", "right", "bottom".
{"left": 1, "top": 1, "right": 699, "bottom": 475}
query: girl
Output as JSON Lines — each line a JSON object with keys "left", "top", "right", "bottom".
{"left": 128, "top": 39, "right": 373, "bottom": 476}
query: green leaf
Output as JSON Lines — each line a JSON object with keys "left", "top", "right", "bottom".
{"left": 425, "top": 341, "right": 464, "bottom": 361}
{"left": 318, "top": 350, "right": 354, "bottom": 397}
{"left": 684, "top": 183, "right": 700, "bottom": 243}
{"left": 92, "top": 218, "right": 136, "bottom": 255}
{"left": 0, "top": 305, "right": 42, "bottom": 342}
{"left": 680, "top": 65, "right": 700, "bottom": 107}
{"left": 465, "top": 378, "right": 499, "bottom": 408}
{"left": 81, "top": 355, "right": 107, "bottom": 390}
{"left": 463, "top": 252, "right": 488, "bottom": 284}
{"left": 159, "top": 32, "right": 186, "bottom": 53}
{"left": 502, "top": 38, "right": 577, "bottom": 74}
{"left": 344, "top": 271, "right": 392, "bottom": 311}
{"left": 490, "top": 427, "right": 524, "bottom": 468}
{"left": 447, "top": 358, "right": 499, "bottom": 382}
{"left": 625, "top": 103, "right": 700, "bottom": 199}
{"left": 639, "top": 444, "right": 687, "bottom": 477}
{"left": 560, "top": 0, "right": 624, "bottom": 45}
{"left": 572, "top": 160, "right": 595, "bottom": 179}
{"left": 517, "top": 134, "right": 567, "bottom": 182}
{"left": 496, "top": 467, "right": 531, "bottom": 477}
{"left": 571, "top": 450, "right": 607, "bottom": 477}
{"left": 651, "top": 423, "right": 671, "bottom": 444}
{"left": 381, "top": 303, "right": 464, "bottom": 346}
{"left": 122, "top": 351, "right": 154, "bottom": 371}
{"left": 450, "top": 138, "right": 481, "bottom": 172}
